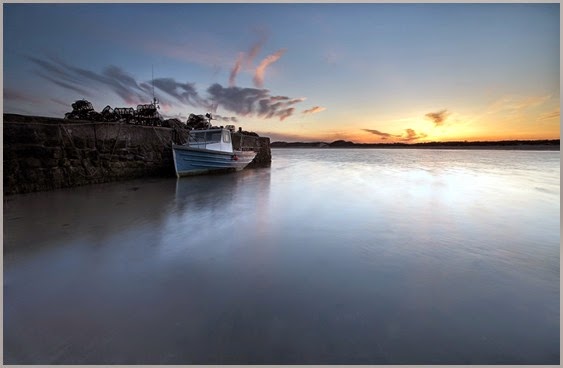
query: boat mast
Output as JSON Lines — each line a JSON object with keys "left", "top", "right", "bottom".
{"left": 152, "top": 64, "right": 156, "bottom": 105}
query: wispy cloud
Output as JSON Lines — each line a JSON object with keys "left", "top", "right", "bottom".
{"left": 488, "top": 95, "right": 552, "bottom": 115}
{"left": 229, "top": 37, "right": 268, "bottom": 87}
{"left": 537, "top": 108, "right": 560, "bottom": 121}
{"left": 229, "top": 52, "right": 244, "bottom": 87}
{"left": 4, "top": 88, "right": 42, "bottom": 103}
{"left": 30, "top": 56, "right": 152, "bottom": 105}
{"left": 363, "top": 129, "right": 401, "bottom": 140}
{"left": 36, "top": 71, "right": 91, "bottom": 96}
{"left": 50, "top": 98, "right": 71, "bottom": 107}
{"left": 303, "top": 106, "right": 326, "bottom": 115}
{"left": 99, "top": 65, "right": 152, "bottom": 104}
{"left": 245, "top": 36, "right": 267, "bottom": 67}
{"left": 402, "top": 128, "right": 427, "bottom": 141}
{"left": 151, "top": 78, "right": 205, "bottom": 107}
{"left": 207, "top": 84, "right": 301, "bottom": 121}
{"left": 425, "top": 109, "right": 450, "bottom": 127}
{"left": 253, "top": 49, "right": 286, "bottom": 88}
{"left": 27, "top": 56, "right": 307, "bottom": 121}
{"left": 363, "top": 128, "right": 427, "bottom": 142}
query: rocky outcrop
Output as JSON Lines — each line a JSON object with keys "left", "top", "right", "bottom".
{"left": 4, "top": 114, "right": 271, "bottom": 195}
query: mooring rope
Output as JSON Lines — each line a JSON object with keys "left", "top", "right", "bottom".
{"left": 152, "top": 126, "right": 168, "bottom": 148}
{"left": 57, "top": 123, "right": 102, "bottom": 179}
{"left": 59, "top": 124, "right": 76, "bottom": 149}
{"left": 109, "top": 123, "right": 123, "bottom": 157}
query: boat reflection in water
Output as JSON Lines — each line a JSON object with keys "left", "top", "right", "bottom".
{"left": 173, "top": 166, "right": 271, "bottom": 220}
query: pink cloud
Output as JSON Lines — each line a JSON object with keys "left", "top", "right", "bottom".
{"left": 303, "top": 106, "right": 326, "bottom": 115}
{"left": 228, "top": 37, "right": 267, "bottom": 87}
{"left": 245, "top": 37, "right": 266, "bottom": 67}
{"left": 229, "top": 52, "right": 244, "bottom": 87}
{"left": 253, "top": 49, "right": 286, "bottom": 88}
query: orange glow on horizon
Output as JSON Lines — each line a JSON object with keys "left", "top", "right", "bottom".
{"left": 256, "top": 101, "right": 560, "bottom": 143}
{"left": 263, "top": 125, "right": 560, "bottom": 144}
{"left": 349, "top": 129, "right": 560, "bottom": 144}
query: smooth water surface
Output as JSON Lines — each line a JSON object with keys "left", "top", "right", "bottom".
{"left": 4, "top": 149, "right": 560, "bottom": 364}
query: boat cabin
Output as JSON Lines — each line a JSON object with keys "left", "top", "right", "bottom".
{"left": 187, "top": 128, "right": 233, "bottom": 153}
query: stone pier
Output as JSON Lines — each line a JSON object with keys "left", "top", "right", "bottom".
{"left": 3, "top": 114, "right": 271, "bottom": 195}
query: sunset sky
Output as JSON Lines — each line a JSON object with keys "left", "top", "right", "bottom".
{"left": 4, "top": 3, "right": 560, "bottom": 143}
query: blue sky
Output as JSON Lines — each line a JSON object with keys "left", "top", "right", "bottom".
{"left": 3, "top": 3, "right": 560, "bottom": 142}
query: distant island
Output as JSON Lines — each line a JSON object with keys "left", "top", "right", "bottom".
{"left": 271, "top": 139, "right": 560, "bottom": 150}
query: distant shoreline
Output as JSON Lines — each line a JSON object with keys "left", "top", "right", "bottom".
{"left": 271, "top": 139, "right": 560, "bottom": 151}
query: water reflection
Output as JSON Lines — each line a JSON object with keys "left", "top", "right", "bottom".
{"left": 4, "top": 178, "right": 178, "bottom": 255}
{"left": 3, "top": 150, "right": 559, "bottom": 364}
{"left": 154, "top": 169, "right": 273, "bottom": 261}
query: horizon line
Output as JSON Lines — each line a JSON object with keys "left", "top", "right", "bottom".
{"left": 270, "top": 138, "right": 560, "bottom": 145}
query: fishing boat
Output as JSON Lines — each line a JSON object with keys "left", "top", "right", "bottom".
{"left": 172, "top": 114, "right": 257, "bottom": 177}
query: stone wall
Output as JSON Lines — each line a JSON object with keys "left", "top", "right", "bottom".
{"left": 231, "top": 133, "right": 272, "bottom": 169}
{"left": 4, "top": 114, "right": 271, "bottom": 195}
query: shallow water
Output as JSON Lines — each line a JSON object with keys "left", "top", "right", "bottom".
{"left": 4, "top": 148, "right": 560, "bottom": 364}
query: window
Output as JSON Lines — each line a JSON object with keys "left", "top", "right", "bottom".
{"left": 223, "top": 130, "right": 231, "bottom": 143}
{"left": 190, "top": 131, "right": 222, "bottom": 143}
{"left": 209, "top": 132, "right": 221, "bottom": 143}
{"left": 190, "top": 132, "right": 207, "bottom": 142}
